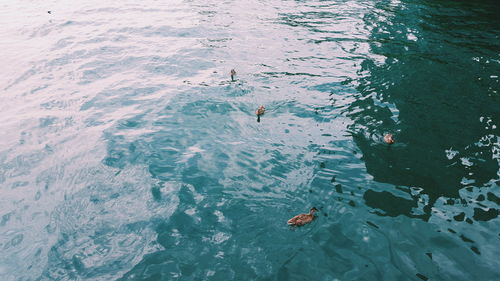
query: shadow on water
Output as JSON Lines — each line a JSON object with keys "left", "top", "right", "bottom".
{"left": 346, "top": 0, "right": 499, "bottom": 221}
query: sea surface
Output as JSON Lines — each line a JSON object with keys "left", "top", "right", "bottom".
{"left": 0, "top": 0, "right": 499, "bottom": 280}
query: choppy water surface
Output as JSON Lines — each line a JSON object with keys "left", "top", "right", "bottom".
{"left": 1, "top": 0, "right": 499, "bottom": 280}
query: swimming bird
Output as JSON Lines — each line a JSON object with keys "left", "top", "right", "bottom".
{"left": 230, "top": 69, "right": 236, "bottom": 81}
{"left": 384, "top": 134, "right": 394, "bottom": 144}
{"left": 287, "top": 207, "right": 318, "bottom": 226}
{"left": 256, "top": 105, "right": 265, "bottom": 123}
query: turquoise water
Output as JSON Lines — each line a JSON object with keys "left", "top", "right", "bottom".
{"left": 1, "top": 0, "right": 499, "bottom": 280}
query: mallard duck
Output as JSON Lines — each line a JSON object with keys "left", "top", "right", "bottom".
{"left": 287, "top": 207, "right": 318, "bottom": 226}
{"left": 256, "top": 105, "right": 265, "bottom": 116}
{"left": 256, "top": 105, "right": 265, "bottom": 123}
{"left": 230, "top": 69, "right": 236, "bottom": 81}
{"left": 384, "top": 134, "right": 394, "bottom": 144}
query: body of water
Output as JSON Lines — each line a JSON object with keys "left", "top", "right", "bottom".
{"left": 0, "top": 0, "right": 499, "bottom": 280}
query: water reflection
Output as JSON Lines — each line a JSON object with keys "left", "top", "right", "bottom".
{"left": 347, "top": 0, "right": 499, "bottom": 221}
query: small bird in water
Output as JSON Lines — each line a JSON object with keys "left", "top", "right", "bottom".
{"left": 47, "top": 11, "right": 51, "bottom": 14}
{"left": 287, "top": 207, "right": 318, "bottom": 226}
{"left": 230, "top": 69, "right": 236, "bottom": 82}
{"left": 384, "top": 134, "right": 394, "bottom": 144}
{"left": 256, "top": 105, "right": 265, "bottom": 123}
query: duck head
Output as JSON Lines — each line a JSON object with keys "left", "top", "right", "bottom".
{"left": 309, "top": 207, "right": 318, "bottom": 215}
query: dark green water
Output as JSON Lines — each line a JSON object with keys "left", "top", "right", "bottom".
{"left": 0, "top": 0, "right": 499, "bottom": 280}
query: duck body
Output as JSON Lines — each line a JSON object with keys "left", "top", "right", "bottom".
{"left": 384, "top": 134, "right": 394, "bottom": 144}
{"left": 256, "top": 105, "right": 265, "bottom": 116}
{"left": 230, "top": 69, "right": 236, "bottom": 81}
{"left": 287, "top": 207, "right": 318, "bottom": 226}
{"left": 256, "top": 105, "right": 265, "bottom": 123}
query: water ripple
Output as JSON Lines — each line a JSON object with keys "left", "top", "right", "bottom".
{"left": 0, "top": 0, "right": 499, "bottom": 280}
